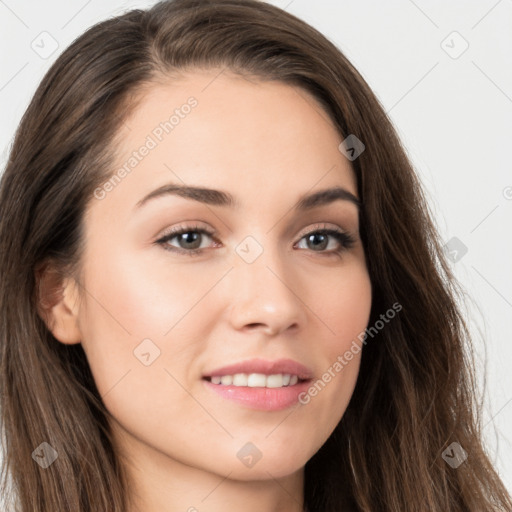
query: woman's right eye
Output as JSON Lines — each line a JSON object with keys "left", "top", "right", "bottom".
{"left": 155, "top": 227, "right": 217, "bottom": 256}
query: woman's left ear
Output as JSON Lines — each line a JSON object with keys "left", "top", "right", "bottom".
{"left": 35, "top": 262, "right": 82, "bottom": 345}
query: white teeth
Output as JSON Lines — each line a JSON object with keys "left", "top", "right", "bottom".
{"left": 266, "top": 374, "right": 284, "bottom": 388}
{"left": 247, "top": 373, "right": 266, "bottom": 387}
{"left": 208, "top": 373, "right": 302, "bottom": 388}
{"left": 233, "top": 373, "right": 248, "bottom": 386}
{"left": 220, "top": 375, "right": 233, "bottom": 385}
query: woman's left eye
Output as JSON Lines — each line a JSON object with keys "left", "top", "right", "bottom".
{"left": 155, "top": 225, "right": 355, "bottom": 257}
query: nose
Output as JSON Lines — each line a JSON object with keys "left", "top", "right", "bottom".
{"left": 226, "top": 242, "right": 307, "bottom": 337}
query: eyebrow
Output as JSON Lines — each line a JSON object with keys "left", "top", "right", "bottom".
{"left": 134, "top": 183, "right": 360, "bottom": 212}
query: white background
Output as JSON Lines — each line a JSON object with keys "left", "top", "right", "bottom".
{"left": 1, "top": 0, "right": 511, "bottom": 496}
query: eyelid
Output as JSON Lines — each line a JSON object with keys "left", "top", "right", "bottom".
{"left": 156, "top": 221, "right": 214, "bottom": 239}
{"left": 295, "top": 222, "right": 350, "bottom": 239}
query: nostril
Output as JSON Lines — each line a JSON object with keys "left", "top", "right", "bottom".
{"left": 247, "top": 323, "right": 265, "bottom": 329}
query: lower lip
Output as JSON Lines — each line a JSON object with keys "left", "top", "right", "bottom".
{"left": 203, "top": 379, "right": 311, "bottom": 411}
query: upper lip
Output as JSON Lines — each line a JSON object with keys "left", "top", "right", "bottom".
{"left": 203, "top": 358, "right": 313, "bottom": 380}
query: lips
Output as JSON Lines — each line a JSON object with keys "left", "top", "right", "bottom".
{"left": 202, "top": 358, "right": 314, "bottom": 411}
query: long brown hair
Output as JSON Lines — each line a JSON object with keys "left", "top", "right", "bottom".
{"left": 1, "top": 1, "right": 510, "bottom": 510}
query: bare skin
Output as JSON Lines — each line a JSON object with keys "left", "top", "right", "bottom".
{"left": 39, "top": 69, "right": 372, "bottom": 512}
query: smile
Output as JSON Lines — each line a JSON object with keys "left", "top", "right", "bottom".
{"left": 206, "top": 373, "right": 301, "bottom": 388}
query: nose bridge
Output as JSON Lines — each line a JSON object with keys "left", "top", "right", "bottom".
{"left": 235, "top": 233, "right": 288, "bottom": 289}
{"left": 227, "top": 233, "right": 306, "bottom": 333}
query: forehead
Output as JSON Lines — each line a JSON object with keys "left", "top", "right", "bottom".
{"left": 92, "top": 69, "right": 357, "bottom": 219}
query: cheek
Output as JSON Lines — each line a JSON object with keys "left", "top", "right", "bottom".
{"left": 80, "top": 235, "right": 222, "bottom": 344}
{"left": 75, "top": 243, "right": 199, "bottom": 399}
{"left": 315, "top": 258, "right": 372, "bottom": 352}
{"left": 294, "top": 261, "right": 371, "bottom": 438}
{"left": 75, "top": 240, "right": 233, "bottom": 411}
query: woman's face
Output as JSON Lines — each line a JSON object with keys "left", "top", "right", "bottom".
{"left": 71, "top": 69, "right": 371, "bottom": 480}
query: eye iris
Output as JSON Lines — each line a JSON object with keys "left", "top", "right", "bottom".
{"left": 307, "top": 232, "right": 328, "bottom": 251}
{"left": 178, "top": 232, "right": 201, "bottom": 249}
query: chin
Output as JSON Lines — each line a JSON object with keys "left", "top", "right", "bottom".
{"left": 224, "top": 458, "right": 306, "bottom": 482}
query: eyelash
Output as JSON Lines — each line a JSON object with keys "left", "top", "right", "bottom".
{"left": 155, "top": 223, "right": 356, "bottom": 258}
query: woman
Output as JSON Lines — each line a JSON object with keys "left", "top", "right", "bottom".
{"left": 0, "top": 0, "right": 510, "bottom": 510}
